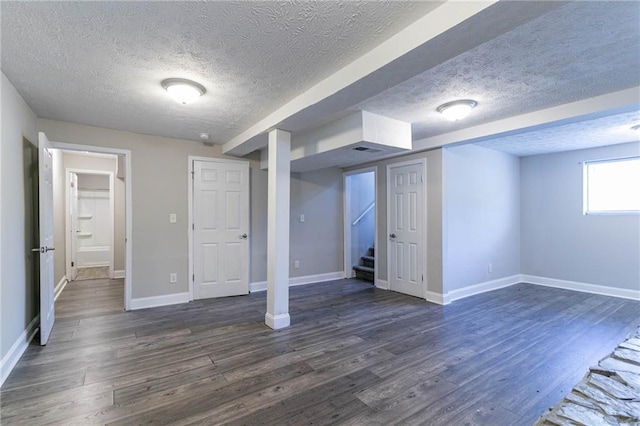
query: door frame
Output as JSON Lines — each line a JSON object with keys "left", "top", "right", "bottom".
{"left": 65, "top": 168, "right": 115, "bottom": 279}
{"left": 50, "top": 141, "right": 133, "bottom": 310}
{"left": 187, "top": 156, "right": 251, "bottom": 301}
{"left": 343, "top": 166, "right": 377, "bottom": 285}
{"left": 386, "top": 158, "right": 428, "bottom": 299}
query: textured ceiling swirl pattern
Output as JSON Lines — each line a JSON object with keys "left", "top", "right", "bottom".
{"left": 1, "top": 1, "right": 440, "bottom": 143}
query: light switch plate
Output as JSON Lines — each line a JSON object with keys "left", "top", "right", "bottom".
{"left": 169, "top": 213, "right": 177, "bottom": 223}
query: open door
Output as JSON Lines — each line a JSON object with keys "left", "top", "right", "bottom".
{"left": 38, "top": 132, "right": 55, "bottom": 345}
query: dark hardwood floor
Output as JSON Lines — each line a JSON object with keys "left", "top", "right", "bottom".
{"left": 1, "top": 278, "right": 638, "bottom": 425}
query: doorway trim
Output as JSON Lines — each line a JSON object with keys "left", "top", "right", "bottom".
{"left": 343, "top": 166, "right": 378, "bottom": 286}
{"left": 386, "top": 158, "right": 428, "bottom": 299}
{"left": 65, "top": 168, "right": 115, "bottom": 280}
{"left": 50, "top": 142, "right": 133, "bottom": 310}
{"left": 187, "top": 155, "right": 252, "bottom": 301}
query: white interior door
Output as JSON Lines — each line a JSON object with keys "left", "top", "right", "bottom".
{"left": 388, "top": 161, "right": 425, "bottom": 299}
{"left": 69, "top": 172, "right": 79, "bottom": 281}
{"left": 38, "top": 132, "right": 55, "bottom": 345}
{"left": 193, "top": 159, "right": 249, "bottom": 299}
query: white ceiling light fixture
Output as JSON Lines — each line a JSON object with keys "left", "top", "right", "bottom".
{"left": 161, "top": 78, "right": 206, "bottom": 104}
{"left": 437, "top": 99, "right": 478, "bottom": 121}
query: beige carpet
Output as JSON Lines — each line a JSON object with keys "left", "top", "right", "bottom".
{"left": 74, "top": 266, "right": 110, "bottom": 281}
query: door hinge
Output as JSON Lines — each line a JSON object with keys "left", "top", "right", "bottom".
{"left": 192, "top": 274, "right": 195, "bottom": 281}
{"left": 191, "top": 171, "right": 194, "bottom": 179}
{"left": 422, "top": 274, "right": 424, "bottom": 281}
{"left": 192, "top": 223, "right": 195, "bottom": 230}
{"left": 71, "top": 261, "right": 74, "bottom": 267}
{"left": 421, "top": 175, "right": 424, "bottom": 182}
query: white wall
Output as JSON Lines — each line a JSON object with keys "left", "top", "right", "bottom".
{"left": 521, "top": 142, "right": 640, "bottom": 291}
{"left": 1, "top": 72, "right": 39, "bottom": 364}
{"left": 443, "top": 144, "right": 521, "bottom": 292}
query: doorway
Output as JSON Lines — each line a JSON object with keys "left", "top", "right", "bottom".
{"left": 65, "top": 168, "right": 115, "bottom": 282}
{"left": 344, "top": 167, "right": 377, "bottom": 284}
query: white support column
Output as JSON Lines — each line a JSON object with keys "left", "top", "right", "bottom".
{"left": 265, "top": 129, "right": 291, "bottom": 329}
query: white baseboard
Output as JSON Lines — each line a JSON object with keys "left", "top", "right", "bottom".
{"left": 447, "top": 274, "right": 521, "bottom": 303}
{"left": 521, "top": 274, "right": 640, "bottom": 301}
{"left": 1, "top": 314, "right": 40, "bottom": 387}
{"left": 250, "top": 271, "right": 344, "bottom": 293}
{"left": 375, "top": 279, "right": 389, "bottom": 290}
{"left": 77, "top": 263, "right": 109, "bottom": 268}
{"left": 113, "top": 270, "right": 125, "bottom": 279}
{"left": 265, "top": 312, "right": 290, "bottom": 329}
{"left": 54, "top": 276, "right": 68, "bottom": 301}
{"left": 425, "top": 290, "right": 448, "bottom": 305}
{"left": 130, "top": 292, "right": 190, "bottom": 310}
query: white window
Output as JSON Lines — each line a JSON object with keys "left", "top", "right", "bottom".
{"left": 584, "top": 156, "right": 640, "bottom": 214}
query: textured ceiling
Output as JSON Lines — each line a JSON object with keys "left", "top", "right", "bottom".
{"left": 477, "top": 110, "right": 640, "bottom": 157}
{"left": 356, "top": 1, "right": 640, "bottom": 142}
{"left": 0, "top": 0, "right": 440, "bottom": 144}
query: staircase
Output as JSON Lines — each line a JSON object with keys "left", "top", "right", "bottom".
{"left": 353, "top": 246, "right": 375, "bottom": 282}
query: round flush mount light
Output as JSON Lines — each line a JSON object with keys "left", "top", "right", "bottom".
{"left": 437, "top": 99, "right": 478, "bottom": 121}
{"left": 199, "top": 132, "right": 210, "bottom": 141}
{"left": 161, "top": 78, "right": 206, "bottom": 104}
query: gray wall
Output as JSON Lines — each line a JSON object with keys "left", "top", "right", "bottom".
{"left": 348, "top": 171, "right": 375, "bottom": 269}
{"left": 39, "top": 118, "right": 252, "bottom": 298}
{"left": 443, "top": 144, "right": 521, "bottom": 292}
{"left": 1, "top": 72, "right": 39, "bottom": 363}
{"left": 346, "top": 149, "right": 444, "bottom": 294}
{"left": 521, "top": 142, "right": 640, "bottom": 290}
{"left": 289, "top": 167, "right": 344, "bottom": 277}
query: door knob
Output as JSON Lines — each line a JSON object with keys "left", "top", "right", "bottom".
{"left": 240, "top": 233, "right": 248, "bottom": 239}
{"left": 389, "top": 233, "right": 396, "bottom": 239}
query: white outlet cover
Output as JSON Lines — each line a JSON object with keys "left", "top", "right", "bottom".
{"left": 169, "top": 213, "right": 177, "bottom": 223}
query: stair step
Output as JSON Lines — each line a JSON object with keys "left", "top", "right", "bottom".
{"left": 353, "top": 265, "right": 374, "bottom": 274}
{"left": 353, "top": 265, "right": 374, "bottom": 283}
{"left": 361, "top": 255, "right": 375, "bottom": 262}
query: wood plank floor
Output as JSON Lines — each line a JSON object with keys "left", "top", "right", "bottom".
{"left": 1, "top": 278, "right": 639, "bottom": 425}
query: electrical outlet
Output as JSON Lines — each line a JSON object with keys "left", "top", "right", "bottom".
{"left": 170, "top": 273, "right": 177, "bottom": 283}
{"left": 488, "top": 263, "right": 493, "bottom": 274}
{"left": 169, "top": 213, "right": 177, "bottom": 223}
{"left": 294, "top": 260, "right": 300, "bottom": 269}
{"left": 299, "top": 214, "right": 305, "bottom": 223}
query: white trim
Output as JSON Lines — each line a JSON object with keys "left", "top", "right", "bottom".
{"left": 447, "top": 274, "right": 521, "bottom": 303}
{"left": 425, "top": 291, "right": 449, "bottom": 305}
{"left": 113, "top": 270, "right": 125, "bottom": 279}
{"left": 375, "top": 279, "right": 389, "bottom": 290}
{"left": 54, "top": 276, "right": 68, "bottom": 301}
{"left": 521, "top": 274, "right": 640, "bottom": 301}
{"left": 265, "top": 312, "right": 290, "bottom": 329}
{"left": 50, "top": 142, "right": 132, "bottom": 311}
{"left": 386, "top": 158, "right": 427, "bottom": 298}
{"left": 130, "top": 292, "right": 190, "bottom": 310}
{"left": 250, "top": 271, "right": 344, "bottom": 293}
{"left": 0, "top": 315, "right": 40, "bottom": 386}
{"left": 187, "top": 156, "right": 252, "bottom": 301}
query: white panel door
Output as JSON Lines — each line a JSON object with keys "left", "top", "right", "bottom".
{"left": 388, "top": 161, "right": 425, "bottom": 298}
{"left": 193, "top": 160, "right": 249, "bottom": 299}
{"left": 38, "top": 132, "right": 55, "bottom": 345}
